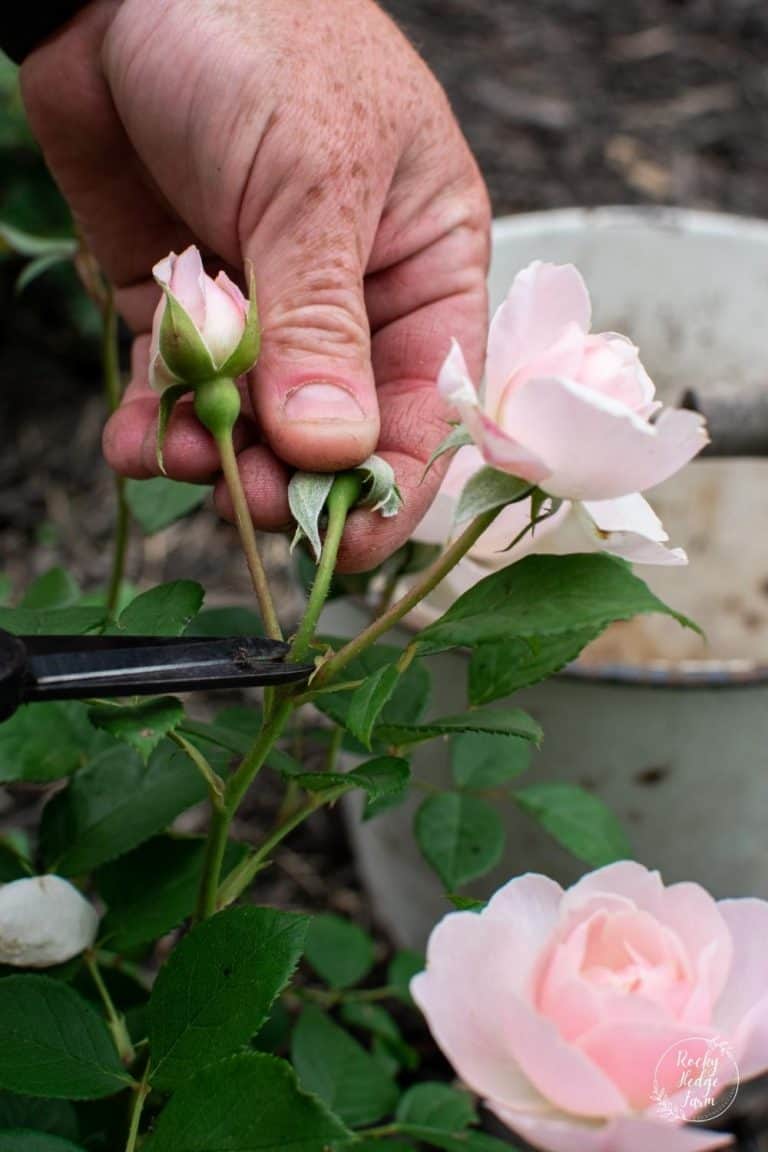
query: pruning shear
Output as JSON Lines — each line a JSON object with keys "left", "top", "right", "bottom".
{"left": 0, "top": 630, "right": 314, "bottom": 723}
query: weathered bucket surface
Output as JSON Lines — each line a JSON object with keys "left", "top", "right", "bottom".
{"left": 333, "top": 208, "right": 768, "bottom": 950}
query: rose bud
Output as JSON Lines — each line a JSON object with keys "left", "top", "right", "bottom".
{"left": 0, "top": 874, "right": 99, "bottom": 968}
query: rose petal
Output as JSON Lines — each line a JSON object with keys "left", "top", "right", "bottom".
{"left": 413, "top": 907, "right": 628, "bottom": 1117}
{"left": 411, "top": 912, "right": 549, "bottom": 1110}
{"left": 500, "top": 377, "right": 708, "bottom": 500}
{"left": 202, "top": 273, "right": 247, "bottom": 366}
{"left": 577, "top": 1021, "right": 717, "bottom": 1110}
{"left": 485, "top": 262, "right": 591, "bottom": 414}
{"left": 579, "top": 495, "right": 689, "bottom": 566}
{"left": 497, "top": 1108, "right": 733, "bottom": 1152}
{"left": 715, "top": 899, "right": 768, "bottom": 1074}
{"left": 655, "top": 884, "right": 734, "bottom": 1020}
{"left": 166, "top": 245, "right": 207, "bottom": 328}
{"left": 0, "top": 875, "right": 99, "bottom": 968}
{"left": 438, "top": 341, "right": 551, "bottom": 482}
{"left": 563, "top": 863, "right": 668, "bottom": 920}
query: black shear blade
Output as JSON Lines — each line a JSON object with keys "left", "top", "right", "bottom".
{"left": 19, "top": 636, "right": 313, "bottom": 702}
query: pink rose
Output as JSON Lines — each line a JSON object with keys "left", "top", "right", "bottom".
{"left": 438, "top": 262, "right": 708, "bottom": 565}
{"left": 412, "top": 444, "right": 567, "bottom": 599}
{"left": 150, "top": 245, "right": 250, "bottom": 390}
{"left": 412, "top": 862, "right": 768, "bottom": 1152}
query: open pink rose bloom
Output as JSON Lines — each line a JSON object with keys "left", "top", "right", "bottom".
{"left": 150, "top": 245, "right": 249, "bottom": 390}
{"left": 437, "top": 262, "right": 709, "bottom": 565}
{"left": 412, "top": 862, "right": 768, "bottom": 1152}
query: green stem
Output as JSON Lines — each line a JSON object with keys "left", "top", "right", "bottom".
{"left": 170, "top": 731, "right": 225, "bottom": 802}
{"left": 312, "top": 507, "right": 502, "bottom": 690}
{"left": 290, "top": 473, "right": 362, "bottom": 663}
{"left": 85, "top": 951, "right": 134, "bottom": 1066}
{"left": 196, "top": 802, "right": 230, "bottom": 921}
{"left": 215, "top": 429, "right": 282, "bottom": 642}
{"left": 125, "top": 1061, "right": 150, "bottom": 1152}
{"left": 102, "top": 286, "right": 129, "bottom": 621}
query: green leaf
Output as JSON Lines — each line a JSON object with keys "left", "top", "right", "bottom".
{"left": 393, "top": 1128, "right": 520, "bottom": 1152}
{"left": 149, "top": 906, "right": 308, "bottom": 1090}
{"left": 316, "top": 643, "right": 430, "bottom": 733}
{"left": 0, "top": 222, "right": 77, "bottom": 259}
{"left": 353, "top": 455, "right": 403, "bottom": 518}
{"left": 354, "top": 756, "right": 411, "bottom": 819}
{"left": 468, "top": 628, "right": 602, "bottom": 705}
{"left": 340, "top": 1004, "right": 418, "bottom": 1070}
{"left": 0, "top": 607, "right": 104, "bottom": 636}
{"left": 387, "top": 950, "right": 424, "bottom": 1003}
{"left": 288, "top": 472, "right": 335, "bottom": 561}
{"left": 124, "top": 477, "right": 208, "bottom": 535}
{"left": 97, "top": 835, "right": 247, "bottom": 953}
{"left": 446, "top": 894, "right": 486, "bottom": 911}
{"left": 0, "top": 977, "right": 131, "bottom": 1099}
{"left": 454, "top": 466, "right": 533, "bottom": 527}
{"left": 15, "top": 252, "right": 71, "bottom": 294}
{"left": 0, "top": 574, "right": 11, "bottom": 605}
{"left": 20, "top": 568, "right": 80, "bottom": 610}
{"left": 0, "top": 701, "right": 112, "bottom": 784}
{"left": 376, "top": 707, "right": 541, "bottom": 748}
{"left": 451, "top": 731, "right": 531, "bottom": 790}
{"left": 87, "top": 697, "right": 185, "bottom": 763}
{"left": 396, "top": 1083, "right": 476, "bottom": 1131}
{"left": 304, "top": 914, "right": 375, "bottom": 989}
{"left": 422, "top": 424, "right": 473, "bottom": 476}
{"left": 185, "top": 606, "right": 264, "bottom": 638}
{"left": 115, "top": 581, "right": 204, "bottom": 636}
{"left": 0, "top": 1094, "right": 78, "bottom": 1139}
{"left": 0, "top": 1135, "right": 85, "bottom": 1152}
{"left": 40, "top": 742, "right": 208, "bottom": 875}
{"left": 514, "top": 784, "right": 631, "bottom": 867}
{"left": 417, "top": 553, "right": 699, "bottom": 656}
{"left": 144, "top": 1052, "right": 349, "bottom": 1152}
{"left": 415, "top": 793, "right": 505, "bottom": 888}
{"left": 291, "top": 1007, "right": 397, "bottom": 1127}
{"left": 0, "top": 840, "right": 32, "bottom": 881}
{"left": 346, "top": 664, "right": 401, "bottom": 749}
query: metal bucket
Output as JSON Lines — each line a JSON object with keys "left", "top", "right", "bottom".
{"left": 328, "top": 207, "right": 768, "bottom": 950}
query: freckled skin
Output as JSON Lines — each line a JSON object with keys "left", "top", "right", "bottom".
{"left": 21, "top": 0, "right": 490, "bottom": 573}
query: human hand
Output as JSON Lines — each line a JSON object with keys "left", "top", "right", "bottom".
{"left": 21, "top": 0, "right": 490, "bottom": 571}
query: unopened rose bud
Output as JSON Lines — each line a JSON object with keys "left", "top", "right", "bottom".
{"left": 0, "top": 875, "right": 99, "bottom": 968}
{"left": 149, "top": 245, "right": 260, "bottom": 391}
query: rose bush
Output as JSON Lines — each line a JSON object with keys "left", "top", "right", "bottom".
{"left": 438, "top": 261, "right": 709, "bottom": 565}
{"left": 412, "top": 861, "right": 768, "bottom": 1152}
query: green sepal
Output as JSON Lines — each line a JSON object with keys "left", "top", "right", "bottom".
{"left": 159, "top": 288, "right": 216, "bottom": 383}
{"left": 422, "top": 423, "right": 473, "bottom": 479}
{"left": 156, "top": 383, "right": 189, "bottom": 475}
{"left": 219, "top": 262, "right": 261, "bottom": 377}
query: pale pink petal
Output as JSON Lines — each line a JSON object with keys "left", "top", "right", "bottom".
{"left": 152, "top": 252, "right": 176, "bottom": 289}
{"left": 166, "top": 245, "right": 206, "bottom": 327}
{"left": 411, "top": 913, "right": 550, "bottom": 1111}
{"left": 563, "top": 863, "right": 667, "bottom": 920}
{"left": 580, "top": 494, "right": 688, "bottom": 566}
{"left": 656, "top": 884, "right": 734, "bottom": 1018}
{"left": 438, "top": 341, "right": 551, "bottom": 483}
{"left": 577, "top": 1021, "right": 717, "bottom": 1110}
{"left": 202, "top": 274, "right": 247, "bottom": 366}
{"left": 500, "top": 377, "right": 708, "bottom": 501}
{"left": 148, "top": 296, "right": 181, "bottom": 391}
{"left": 413, "top": 911, "right": 628, "bottom": 1117}
{"left": 498, "top": 1108, "right": 733, "bottom": 1152}
{"left": 580, "top": 333, "right": 657, "bottom": 416}
{"left": 483, "top": 873, "right": 564, "bottom": 979}
{"left": 215, "top": 269, "right": 248, "bottom": 313}
{"left": 485, "top": 262, "right": 592, "bottom": 414}
{"left": 731, "top": 993, "right": 768, "bottom": 1080}
{"left": 715, "top": 899, "right": 768, "bottom": 1069}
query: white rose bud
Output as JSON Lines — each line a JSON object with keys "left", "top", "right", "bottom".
{"left": 0, "top": 875, "right": 99, "bottom": 968}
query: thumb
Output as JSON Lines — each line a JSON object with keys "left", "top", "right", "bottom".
{"left": 243, "top": 200, "right": 380, "bottom": 473}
